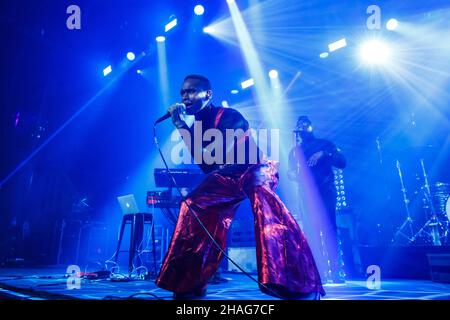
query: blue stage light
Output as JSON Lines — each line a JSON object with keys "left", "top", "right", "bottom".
{"left": 165, "top": 18, "right": 177, "bottom": 32}
{"left": 386, "top": 18, "right": 399, "bottom": 31}
{"left": 103, "top": 65, "right": 112, "bottom": 76}
{"left": 268, "top": 70, "right": 278, "bottom": 79}
{"left": 359, "top": 40, "right": 391, "bottom": 65}
{"left": 156, "top": 36, "right": 166, "bottom": 43}
{"left": 126, "top": 52, "right": 135, "bottom": 61}
{"left": 241, "top": 78, "right": 255, "bottom": 89}
{"left": 328, "top": 38, "right": 347, "bottom": 52}
{"left": 203, "top": 26, "right": 213, "bottom": 34}
{"left": 194, "top": 5, "right": 205, "bottom": 16}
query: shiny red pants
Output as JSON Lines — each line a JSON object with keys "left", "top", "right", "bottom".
{"left": 156, "top": 162, "right": 325, "bottom": 297}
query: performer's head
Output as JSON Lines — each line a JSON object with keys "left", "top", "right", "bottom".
{"left": 294, "top": 115, "right": 314, "bottom": 143}
{"left": 180, "top": 74, "right": 213, "bottom": 115}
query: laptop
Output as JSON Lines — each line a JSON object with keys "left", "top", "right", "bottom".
{"left": 117, "top": 194, "right": 139, "bottom": 215}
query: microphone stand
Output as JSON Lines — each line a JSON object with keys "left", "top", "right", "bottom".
{"left": 375, "top": 137, "right": 395, "bottom": 245}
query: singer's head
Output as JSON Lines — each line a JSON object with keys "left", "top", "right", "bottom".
{"left": 294, "top": 115, "right": 314, "bottom": 142}
{"left": 295, "top": 116, "right": 313, "bottom": 132}
{"left": 180, "top": 74, "right": 213, "bottom": 115}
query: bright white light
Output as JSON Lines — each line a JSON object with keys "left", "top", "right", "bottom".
{"left": 268, "top": 70, "right": 278, "bottom": 79}
{"left": 103, "top": 65, "right": 112, "bottom": 76}
{"left": 328, "top": 38, "right": 347, "bottom": 52}
{"left": 359, "top": 40, "right": 391, "bottom": 65}
{"left": 156, "top": 36, "right": 166, "bottom": 42}
{"left": 319, "top": 52, "right": 329, "bottom": 59}
{"left": 241, "top": 78, "right": 255, "bottom": 89}
{"left": 203, "top": 26, "right": 213, "bottom": 34}
{"left": 226, "top": 0, "right": 235, "bottom": 4}
{"left": 126, "top": 52, "right": 135, "bottom": 61}
{"left": 230, "top": 89, "right": 239, "bottom": 94}
{"left": 136, "top": 69, "right": 143, "bottom": 75}
{"left": 221, "top": 100, "right": 229, "bottom": 108}
{"left": 386, "top": 18, "right": 398, "bottom": 31}
{"left": 194, "top": 5, "right": 205, "bottom": 16}
{"left": 165, "top": 18, "right": 177, "bottom": 32}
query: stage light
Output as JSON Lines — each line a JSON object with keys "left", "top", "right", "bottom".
{"left": 103, "top": 65, "right": 112, "bottom": 76}
{"left": 268, "top": 69, "right": 278, "bottom": 79}
{"left": 194, "top": 5, "right": 205, "bottom": 16}
{"left": 136, "top": 69, "right": 143, "bottom": 75}
{"left": 165, "top": 18, "right": 177, "bottom": 32}
{"left": 231, "top": 89, "right": 239, "bottom": 94}
{"left": 126, "top": 52, "right": 135, "bottom": 61}
{"left": 221, "top": 100, "right": 229, "bottom": 108}
{"left": 203, "top": 26, "right": 213, "bottom": 34}
{"left": 319, "top": 52, "right": 329, "bottom": 59}
{"left": 359, "top": 40, "right": 391, "bottom": 65}
{"left": 328, "top": 38, "right": 347, "bottom": 52}
{"left": 386, "top": 18, "right": 398, "bottom": 31}
{"left": 156, "top": 36, "right": 166, "bottom": 42}
{"left": 334, "top": 168, "right": 348, "bottom": 209}
{"left": 241, "top": 78, "right": 255, "bottom": 89}
{"left": 226, "top": 0, "right": 235, "bottom": 4}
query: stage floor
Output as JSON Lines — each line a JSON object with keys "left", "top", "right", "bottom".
{"left": 0, "top": 267, "right": 449, "bottom": 300}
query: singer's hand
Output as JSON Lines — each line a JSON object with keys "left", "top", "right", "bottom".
{"left": 168, "top": 103, "right": 187, "bottom": 129}
{"left": 307, "top": 151, "right": 325, "bottom": 167}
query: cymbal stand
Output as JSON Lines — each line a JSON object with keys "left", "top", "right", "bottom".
{"left": 392, "top": 160, "right": 415, "bottom": 244}
{"left": 411, "top": 159, "right": 442, "bottom": 246}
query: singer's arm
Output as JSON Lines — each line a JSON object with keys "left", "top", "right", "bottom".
{"left": 325, "top": 142, "right": 346, "bottom": 169}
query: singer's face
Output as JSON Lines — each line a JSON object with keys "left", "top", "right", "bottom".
{"left": 180, "top": 79, "right": 211, "bottom": 115}
{"left": 295, "top": 121, "right": 313, "bottom": 134}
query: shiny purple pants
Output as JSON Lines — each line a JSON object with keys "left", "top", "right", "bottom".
{"left": 156, "top": 161, "right": 325, "bottom": 297}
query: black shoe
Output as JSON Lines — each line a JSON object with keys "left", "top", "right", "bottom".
{"left": 173, "top": 288, "right": 207, "bottom": 300}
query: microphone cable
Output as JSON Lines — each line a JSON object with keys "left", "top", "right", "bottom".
{"left": 153, "top": 121, "right": 285, "bottom": 300}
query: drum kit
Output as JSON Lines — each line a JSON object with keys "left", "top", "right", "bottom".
{"left": 393, "top": 156, "right": 450, "bottom": 246}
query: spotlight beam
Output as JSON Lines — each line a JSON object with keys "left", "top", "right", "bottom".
{"left": 157, "top": 39, "right": 170, "bottom": 107}
{"left": 0, "top": 58, "right": 141, "bottom": 188}
{"left": 227, "top": 0, "right": 272, "bottom": 122}
{"left": 0, "top": 83, "right": 117, "bottom": 188}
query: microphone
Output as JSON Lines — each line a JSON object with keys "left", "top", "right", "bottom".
{"left": 154, "top": 103, "right": 187, "bottom": 125}
{"left": 155, "top": 112, "right": 170, "bottom": 125}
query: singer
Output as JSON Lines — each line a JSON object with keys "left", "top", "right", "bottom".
{"left": 155, "top": 75, "right": 325, "bottom": 299}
